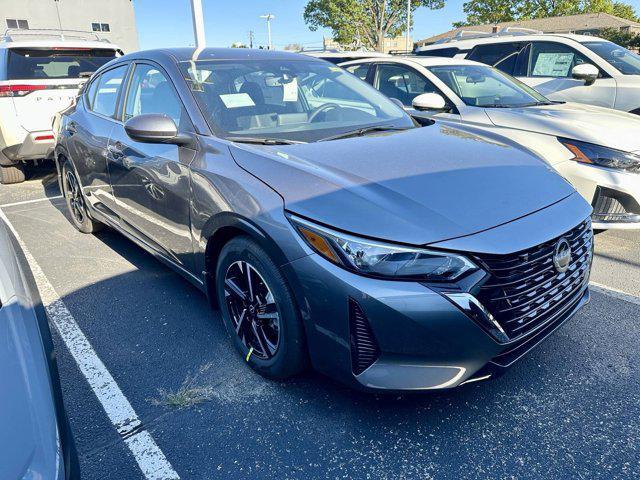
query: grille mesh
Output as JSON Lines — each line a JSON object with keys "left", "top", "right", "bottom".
{"left": 474, "top": 220, "right": 592, "bottom": 340}
{"left": 348, "top": 299, "right": 380, "bottom": 375}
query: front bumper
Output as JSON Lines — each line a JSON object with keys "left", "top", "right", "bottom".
{"left": 285, "top": 251, "right": 590, "bottom": 392}
{"left": 1, "top": 131, "right": 55, "bottom": 165}
{"left": 555, "top": 161, "right": 640, "bottom": 230}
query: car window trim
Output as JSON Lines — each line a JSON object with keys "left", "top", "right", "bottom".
{"left": 119, "top": 59, "right": 195, "bottom": 133}
{"left": 85, "top": 62, "right": 132, "bottom": 124}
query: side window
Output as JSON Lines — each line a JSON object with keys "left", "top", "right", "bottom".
{"left": 84, "top": 77, "right": 100, "bottom": 110}
{"left": 91, "top": 65, "right": 128, "bottom": 117}
{"left": 345, "top": 63, "right": 370, "bottom": 81}
{"left": 124, "top": 63, "right": 191, "bottom": 130}
{"left": 528, "top": 42, "right": 592, "bottom": 78}
{"left": 375, "top": 64, "right": 437, "bottom": 106}
{"left": 467, "top": 43, "right": 525, "bottom": 75}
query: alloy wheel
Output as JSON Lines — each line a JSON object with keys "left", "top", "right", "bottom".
{"left": 224, "top": 261, "right": 280, "bottom": 360}
{"left": 65, "top": 170, "right": 85, "bottom": 224}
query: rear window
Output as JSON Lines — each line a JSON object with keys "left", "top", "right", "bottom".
{"left": 415, "top": 48, "right": 460, "bottom": 58}
{"left": 7, "top": 48, "right": 116, "bottom": 80}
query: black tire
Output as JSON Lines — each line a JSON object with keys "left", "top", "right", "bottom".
{"left": 0, "top": 163, "right": 25, "bottom": 184}
{"left": 215, "top": 236, "right": 308, "bottom": 380}
{"left": 62, "top": 160, "right": 103, "bottom": 234}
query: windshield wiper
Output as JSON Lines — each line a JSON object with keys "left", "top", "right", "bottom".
{"left": 318, "top": 125, "right": 410, "bottom": 142}
{"left": 225, "top": 136, "right": 305, "bottom": 145}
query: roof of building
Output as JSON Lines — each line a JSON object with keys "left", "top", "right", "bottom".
{"left": 417, "top": 12, "right": 640, "bottom": 46}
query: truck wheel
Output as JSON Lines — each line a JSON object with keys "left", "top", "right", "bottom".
{"left": 0, "top": 164, "right": 26, "bottom": 184}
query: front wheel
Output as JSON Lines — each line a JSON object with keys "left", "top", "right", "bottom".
{"left": 62, "top": 160, "right": 103, "bottom": 234}
{"left": 215, "top": 236, "right": 308, "bottom": 379}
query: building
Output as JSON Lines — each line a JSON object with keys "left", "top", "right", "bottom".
{"left": 324, "top": 34, "right": 413, "bottom": 54}
{"left": 1, "top": 0, "right": 138, "bottom": 52}
{"left": 416, "top": 12, "right": 640, "bottom": 47}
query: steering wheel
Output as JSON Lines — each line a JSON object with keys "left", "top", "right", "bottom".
{"left": 309, "top": 103, "right": 341, "bottom": 123}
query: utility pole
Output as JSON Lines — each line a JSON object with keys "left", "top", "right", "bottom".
{"left": 405, "top": 0, "right": 411, "bottom": 53}
{"left": 259, "top": 14, "right": 274, "bottom": 50}
{"left": 190, "top": 0, "right": 206, "bottom": 49}
{"left": 248, "top": 30, "right": 254, "bottom": 49}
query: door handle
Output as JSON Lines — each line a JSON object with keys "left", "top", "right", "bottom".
{"left": 67, "top": 122, "right": 77, "bottom": 134}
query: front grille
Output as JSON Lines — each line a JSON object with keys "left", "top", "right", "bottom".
{"left": 348, "top": 298, "right": 380, "bottom": 375}
{"left": 474, "top": 219, "right": 592, "bottom": 340}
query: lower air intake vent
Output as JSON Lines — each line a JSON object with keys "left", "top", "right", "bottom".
{"left": 348, "top": 298, "right": 380, "bottom": 375}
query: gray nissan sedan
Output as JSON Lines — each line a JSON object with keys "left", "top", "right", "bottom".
{"left": 54, "top": 48, "right": 593, "bottom": 391}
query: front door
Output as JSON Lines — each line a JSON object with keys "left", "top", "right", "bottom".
{"left": 107, "top": 62, "right": 196, "bottom": 270}
{"left": 516, "top": 41, "right": 616, "bottom": 108}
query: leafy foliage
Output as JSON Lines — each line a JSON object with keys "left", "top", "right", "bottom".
{"left": 304, "top": 0, "right": 445, "bottom": 51}
{"left": 455, "top": 0, "right": 639, "bottom": 27}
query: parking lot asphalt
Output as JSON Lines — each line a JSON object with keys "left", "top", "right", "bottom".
{"left": 2, "top": 166, "right": 639, "bottom": 480}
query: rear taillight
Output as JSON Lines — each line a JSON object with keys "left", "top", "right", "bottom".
{"left": 0, "top": 84, "right": 47, "bottom": 97}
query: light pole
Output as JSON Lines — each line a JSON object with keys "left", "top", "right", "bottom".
{"left": 190, "top": 0, "right": 206, "bottom": 49}
{"left": 260, "top": 14, "right": 274, "bottom": 50}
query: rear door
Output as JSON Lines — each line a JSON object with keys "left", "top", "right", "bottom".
{"left": 65, "top": 63, "right": 129, "bottom": 220}
{"left": 5, "top": 47, "right": 116, "bottom": 132}
{"left": 107, "top": 61, "right": 196, "bottom": 270}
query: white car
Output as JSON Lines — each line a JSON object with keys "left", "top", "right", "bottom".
{"left": 415, "top": 32, "right": 640, "bottom": 115}
{"left": 300, "top": 49, "right": 391, "bottom": 65}
{"left": 341, "top": 56, "right": 640, "bottom": 230}
{"left": 0, "top": 29, "right": 120, "bottom": 184}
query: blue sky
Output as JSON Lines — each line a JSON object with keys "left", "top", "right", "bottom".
{"left": 135, "top": 0, "right": 468, "bottom": 50}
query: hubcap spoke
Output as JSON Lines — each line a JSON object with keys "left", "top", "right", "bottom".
{"left": 224, "top": 260, "right": 281, "bottom": 360}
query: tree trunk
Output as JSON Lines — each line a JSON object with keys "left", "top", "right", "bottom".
{"left": 378, "top": 0, "right": 386, "bottom": 52}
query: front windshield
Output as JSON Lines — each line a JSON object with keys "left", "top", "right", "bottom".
{"left": 582, "top": 40, "right": 640, "bottom": 75}
{"left": 179, "top": 59, "right": 412, "bottom": 142}
{"left": 428, "top": 64, "right": 550, "bottom": 108}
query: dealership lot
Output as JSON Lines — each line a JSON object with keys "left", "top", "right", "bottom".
{"left": 2, "top": 167, "right": 639, "bottom": 480}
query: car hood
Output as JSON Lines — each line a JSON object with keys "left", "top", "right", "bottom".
{"left": 229, "top": 125, "right": 575, "bottom": 245}
{"left": 484, "top": 102, "right": 640, "bottom": 153}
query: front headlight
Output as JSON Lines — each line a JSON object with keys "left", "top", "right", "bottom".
{"left": 559, "top": 137, "right": 640, "bottom": 172}
{"left": 289, "top": 215, "right": 478, "bottom": 282}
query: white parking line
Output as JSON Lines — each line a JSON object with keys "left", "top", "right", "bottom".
{"left": 0, "top": 208, "right": 180, "bottom": 480}
{"left": 0, "top": 195, "right": 63, "bottom": 208}
{"left": 590, "top": 281, "right": 640, "bottom": 306}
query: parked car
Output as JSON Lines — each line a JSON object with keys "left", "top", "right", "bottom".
{"left": 341, "top": 55, "right": 640, "bottom": 231}
{"left": 0, "top": 214, "right": 80, "bottom": 479}
{"left": 0, "top": 29, "right": 121, "bottom": 184}
{"left": 415, "top": 31, "right": 640, "bottom": 114}
{"left": 55, "top": 48, "right": 593, "bottom": 391}
{"left": 300, "top": 48, "right": 391, "bottom": 64}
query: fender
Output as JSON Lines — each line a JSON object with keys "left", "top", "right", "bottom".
{"left": 200, "top": 211, "right": 293, "bottom": 303}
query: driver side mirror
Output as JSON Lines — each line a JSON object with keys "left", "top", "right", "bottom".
{"left": 412, "top": 93, "right": 448, "bottom": 112}
{"left": 571, "top": 64, "right": 599, "bottom": 86}
{"left": 124, "top": 114, "right": 192, "bottom": 146}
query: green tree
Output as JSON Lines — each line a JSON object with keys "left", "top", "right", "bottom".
{"left": 598, "top": 26, "right": 637, "bottom": 46}
{"left": 304, "top": 0, "right": 445, "bottom": 52}
{"left": 456, "top": 0, "right": 638, "bottom": 27}
{"left": 454, "top": 0, "right": 519, "bottom": 26}
{"left": 612, "top": 1, "right": 639, "bottom": 21}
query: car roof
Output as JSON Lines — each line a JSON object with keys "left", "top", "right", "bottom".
{"left": 340, "top": 55, "right": 483, "bottom": 68}
{"left": 0, "top": 39, "right": 119, "bottom": 50}
{"left": 120, "top": 47, "right": 324, "bottom": 64}
{"left": 301, "top": 50, "right": 391, "bottom": 59}
{"left": 417, "top": 33, "right": 599, "bottom": 51}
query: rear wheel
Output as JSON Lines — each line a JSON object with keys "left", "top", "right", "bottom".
{"left": 0, "top": 163, "right": 25, "bottom": 184}
{"left": 62, "top": 160, "right": 103, "bottom": 234}
{"left": 215, "top": 236, "right": 308, "bottom": 379}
